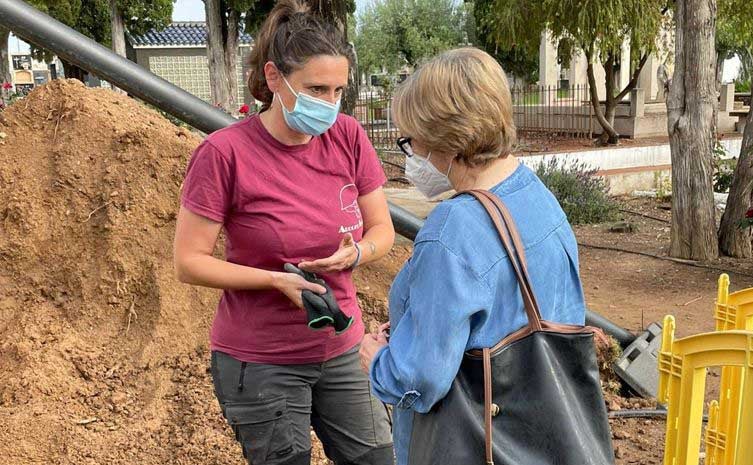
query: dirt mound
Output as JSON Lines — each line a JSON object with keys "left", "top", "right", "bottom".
{"left": 0, "top": 79, "right": 242, "bottom": 464}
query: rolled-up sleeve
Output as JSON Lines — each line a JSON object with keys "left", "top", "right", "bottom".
{"left": 369, "top": 240, "right": 490, "bottom": 413}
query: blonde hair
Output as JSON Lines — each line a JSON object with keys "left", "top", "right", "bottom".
{"left": 392, "top": 48, "right": 516, "bottom": 166}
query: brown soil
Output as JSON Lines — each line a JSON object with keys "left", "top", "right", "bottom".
{"left": 0, "top": 80, "right": 748, "bottom": 465}
{"left": 0, "top": 79, "right": 236, "bottom": 465}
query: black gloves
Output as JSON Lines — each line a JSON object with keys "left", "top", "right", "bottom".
{"left": 284, "top": 263, "right": 354, "bottom": 335}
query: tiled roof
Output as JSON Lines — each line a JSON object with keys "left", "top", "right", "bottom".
{"left": 128, "top": 22, "right": 253, "bottom": 47}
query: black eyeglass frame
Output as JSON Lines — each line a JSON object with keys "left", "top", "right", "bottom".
{"left": 396, "top": 137, "right": 414, "bottom": 157}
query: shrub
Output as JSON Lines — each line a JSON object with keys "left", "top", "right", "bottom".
{"left": 713, "top": 140, "right": 737, "bottom": 193}
{"left": 535, "top": 158, "right": 620, "bottom": 225}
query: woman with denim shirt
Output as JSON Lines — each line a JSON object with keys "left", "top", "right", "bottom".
{"left": 359, "top": 48, "right": 588, "bottom": 465}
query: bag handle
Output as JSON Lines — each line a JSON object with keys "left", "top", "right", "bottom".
{"left": 459, "top": 190, "right": 547, "bottom": 465}
{"left": 461, "top": 190, "right": 543, "bottom": 330}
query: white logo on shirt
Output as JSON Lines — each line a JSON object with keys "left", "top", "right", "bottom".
{"left": 339, "top": 184, "right": 363, "bottom": 233}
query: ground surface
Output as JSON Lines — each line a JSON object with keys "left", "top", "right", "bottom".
{"left": 1, "top": 81, "right": 750, "bottom": 465}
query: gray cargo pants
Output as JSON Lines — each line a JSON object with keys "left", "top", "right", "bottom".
{"left": 211, "top": 345, "right": 394, "bottom": 465}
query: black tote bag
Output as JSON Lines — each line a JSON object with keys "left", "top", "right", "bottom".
{"left": 408, "top": 190, "right": 615, "bottom": 465}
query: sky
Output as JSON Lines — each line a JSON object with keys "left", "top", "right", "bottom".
{"left": 8, "top": 0, "right": 743, "bottom": 82}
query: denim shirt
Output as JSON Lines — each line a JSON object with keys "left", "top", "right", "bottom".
{"left": 369, "top": 164, "right": 587, "bottom": 465}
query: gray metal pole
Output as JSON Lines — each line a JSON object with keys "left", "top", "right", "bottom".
{"left": 0, "top": 0, "right": 636, "bottom": 348}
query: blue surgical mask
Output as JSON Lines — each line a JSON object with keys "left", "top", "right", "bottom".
{"left": 277, "top": 76, "right": 341, "bottom": 136}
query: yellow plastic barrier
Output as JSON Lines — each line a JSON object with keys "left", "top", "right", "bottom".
{"left": 715, "top": 274, "right": 753, "bottom": 331}
{"left": 705, "top": 275, "right": 753, "bottom": 464}
{"left": 658, "top": 315, "right": 753, "bottom": 465}
{"left": 705, "top": 400, "right": 725, "bottom": 465}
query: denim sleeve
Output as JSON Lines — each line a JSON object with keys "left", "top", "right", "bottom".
{"left": 369, "top": 240, "right": 490, "bottom": 414}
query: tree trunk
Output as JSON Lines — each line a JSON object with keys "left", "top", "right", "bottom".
{"left": 589, "top": 50, "right": 649, "bottom": 146}
{"left": 205, "top": 0, "right": 232, "bottom": 111}
{"left": 598, "top": 54, "right": 619, "bottom": 145}
{"left": 586, "top": 48, "right": 620, "bottom": 145}
{"left": 343, "top": 42, "right": 358, "bottom": 116}
{"left": 666, "top": 0, "right": 719, "bottom": 260}
{"left": 224, "top": 8, "right": 240, "bottom": 113}
{"left": 0, "top": 27, "right": 11, "bottom": 87}
{"left": 715, "top": 51, "right": 725, "bottom": 95}
{"left": 718, "top": 95, "right": 753, "bottom": 257}
{"left": 109, "top": 0, "right": 127, "bottom": 94}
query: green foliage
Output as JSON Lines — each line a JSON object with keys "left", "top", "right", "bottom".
{"left": 535, "top": 158, "right": 619, "bottom": 225}
{"left": 28, "top": 0, "right": 111, "bottom": 55}
{"left": 713, "top": 141, "right": 738, "bottom": 193}
{"left": 719, "top": 0, "right": 753, "bottom": 89}
{"left": 27, "top": 0, "right": 173, "bottom": 60}
{"left": 471, "top": 0, "right": 538, "bottom": 83}
{"left": 1, "top": 87, "right": 26, "bottom": 111}
{"left": 354, "top": 0, "right": 469, "bottom": 75}
{"left": 117, "top": 0, "right": 173, "bottom": 36}
{"left": 736, "top": 79, "right": 751, "bottom": 93}
{"left": 475, "top": 0, "right": 664, "bottom": 77}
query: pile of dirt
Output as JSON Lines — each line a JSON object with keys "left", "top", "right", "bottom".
{"left": 0, "top": 79, "right": 242, "bottom": 465}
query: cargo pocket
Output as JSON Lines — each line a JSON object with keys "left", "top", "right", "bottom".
{"left": 224, "top": 396, "right": 295, "bottom": 464}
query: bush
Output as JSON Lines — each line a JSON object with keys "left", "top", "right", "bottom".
{"left": 535, "top": 158, "right": 620, "bottom": 225}
{"left": 713, "top": 140, "right": 737, "bottom": 193}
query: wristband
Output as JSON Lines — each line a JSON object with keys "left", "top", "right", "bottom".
{"left": 350, "top": 242, "right": 362, "bottom": 269}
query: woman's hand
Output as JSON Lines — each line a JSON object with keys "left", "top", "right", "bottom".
{"left": 359, "top": 331, "right": 388, "bottom": 374}
{"left": 298, "top": 233, "right": 359, "bottom": 274}
{"left": 272, "top": 271, "right": 326, "bottom": 308}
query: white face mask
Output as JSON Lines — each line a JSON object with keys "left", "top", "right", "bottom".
{"left": 405, "top": 152, "right": 454, "bottom": 200}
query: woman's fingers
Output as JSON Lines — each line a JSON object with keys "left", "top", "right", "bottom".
{"left": 302, "top": 280, "right": 326, "bottom": 295}
{"left": 299, "top": 247, "right": 356, "bottom": 273}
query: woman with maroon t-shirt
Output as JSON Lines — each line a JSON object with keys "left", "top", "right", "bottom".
{"left": 172, "top": 1, "right": 395, "bottom": 464}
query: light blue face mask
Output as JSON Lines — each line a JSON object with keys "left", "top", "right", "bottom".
{"left": 278, "top": 76, "right": 341, "bottom": 136}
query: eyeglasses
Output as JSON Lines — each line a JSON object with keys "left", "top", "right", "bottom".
{"left": 397, "top": 137, "right": 414, "bottom": 157}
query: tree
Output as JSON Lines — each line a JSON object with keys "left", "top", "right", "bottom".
{"left": 354, "top": 0, "right": 469, "bottom": 77}
{"left": 666, "top": 0, "right": 719, "bottom": 260}
{"left": 26, "top": 0, "right": 170, "bottom": 85}
{"left": 0, "top": 27, "right": 10, "bottom": 86}
{"left": 109, "top": 0, "right": 172, "bottom": 93}
{"left": 469, "top": 0, "right": 538, "bottom": 85}
{"left": 27, "top": 0, "right": 111, "bottom": 82}
{"left": 476, "top": 0, "right": 664, "bottom": 145}
{"left": 718, "top": 0, "right": 753, "bottom": 257}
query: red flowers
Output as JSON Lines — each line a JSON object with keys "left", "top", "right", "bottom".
{"left": 2, "top": 82, "right": 12, "bottom": 90}
{"left": 746, "top": 208, "right": 753, "bottom": 219}
{"left": 239, "top": 104, "right": 250, "bottom": 115}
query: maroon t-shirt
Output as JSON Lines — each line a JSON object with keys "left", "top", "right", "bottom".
{"left": 180, "top": 114, "right": 386, "bottom": 364}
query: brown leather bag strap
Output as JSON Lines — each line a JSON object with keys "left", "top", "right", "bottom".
{"left": 463, "top": 191, "right": 543, "bottom": 330}
{"left": 475, "top": 190, "right": 544, "bottom": 320}
{"left": 483, "top": 348, "right": 493, "bottom": 465}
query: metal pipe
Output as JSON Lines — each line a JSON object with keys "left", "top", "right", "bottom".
{"left": 0, "top": 0, "right": 638, "bottom": 347}
{"left": 0, "top": 0, "right": 234, "bottom": 133}
{"left": 585, "top": 311, "right": 635, "bottom": 348}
